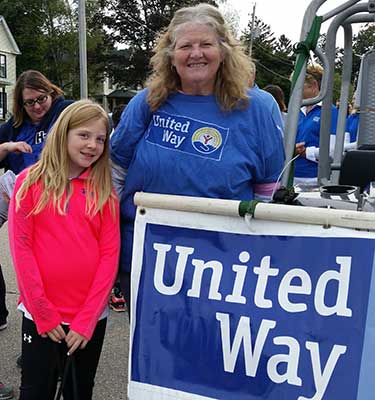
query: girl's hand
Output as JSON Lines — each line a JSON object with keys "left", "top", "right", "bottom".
{"left": 41, "top": 324, "right": 66, "bottom": 343}
{"left": 65, "top": 330, "right": 89, "bottom": 355}
{"left": 6, "top": 141, "right": 32, "bottom": 154}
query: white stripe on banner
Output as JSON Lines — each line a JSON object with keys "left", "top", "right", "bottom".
{"left": 128, "top": 381, "right": 216, "bottom": 400}
{"left": 129, "top": 206, "right": 375, "bottom": 400}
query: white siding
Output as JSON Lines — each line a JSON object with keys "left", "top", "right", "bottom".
{"left": 5, "top": 53, "right": 16, "bottom": 115}
{"left": 0, "top": 18, "right": 19, "bottom": 120}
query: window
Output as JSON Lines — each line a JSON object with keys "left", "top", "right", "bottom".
{"left": 0, "top": 89, "right": 7, "bottom": 119}
{"left": 0, "top": 55, "right": 6, "bottom": 78}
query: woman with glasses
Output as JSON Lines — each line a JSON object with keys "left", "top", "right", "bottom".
{"left": 0, "top": 70, "right": 73, "bottom": 175}
{"left": 0, "top": 70, "right": 73, "bottom": 357}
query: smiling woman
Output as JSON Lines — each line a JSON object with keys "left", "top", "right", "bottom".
{"left": 171, "top": 23, "right": 224, "bottom": 96}
{"left": 110, "top": 3, "right": 285, "bottom": 318}
{"left": 0, "top": 70, "right": 73, "bottom": 175}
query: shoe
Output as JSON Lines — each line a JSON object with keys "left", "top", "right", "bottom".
{"left": 0, "top": 382, "right": 14, "bottom": 400}
{"left": 0, "top": 320, "right": 7, "bottom": 331}
{"left": 109, "top": 288, "right": 126, "bottom": 312}
{"left": 16, "top": 355, "right": 22, "bottom": 369}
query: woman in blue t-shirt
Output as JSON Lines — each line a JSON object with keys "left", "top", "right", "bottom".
{"left": 110, "top": 4, "right": 285, "bottom": 316}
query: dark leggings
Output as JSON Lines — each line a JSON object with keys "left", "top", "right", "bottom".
{"left": 20, "top": 317, "right": 106, "bottom": 400}
{"left": 0, "top": 265, "right": 8, "bottom": 323}
{"left": 119, "top": 270, "right": 131, "bottom": 321}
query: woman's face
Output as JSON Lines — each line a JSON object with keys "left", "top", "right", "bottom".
{"left": 302, "top": 78, "right": 319, "bottom": 100}
{"left": 22, "top": 88, "right": 53, "bottom": 124}
{"left": 171, "top": 23, "right": 223, "bottom": 96}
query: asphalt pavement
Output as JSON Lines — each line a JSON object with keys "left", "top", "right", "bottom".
{"left": 0, "top": 223, "right": 129, "bottom": 399}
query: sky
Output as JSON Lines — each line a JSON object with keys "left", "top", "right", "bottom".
{"left": 228, "top": 0, "right": 363, "bottom": 45}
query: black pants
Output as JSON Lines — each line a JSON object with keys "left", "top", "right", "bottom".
{"left": 0, "top": 265, "right": 8, "bottom": 324}
{"left": 119, "top": 270, "right": 131, "bottom": 321}
{"left": 20, "top": 316, "right": 106, "bottom": 400}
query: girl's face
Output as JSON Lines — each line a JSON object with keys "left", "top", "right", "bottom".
{"left": 66, "top": 118, "right": 107, "bottom": 178}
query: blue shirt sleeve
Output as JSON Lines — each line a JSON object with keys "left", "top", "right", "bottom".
{"left": 330, "top": 105, "right": 339, "bottom": 135}
{"left": 110, "top": 89, "right": 152, "bottom": 169}
{"left": 247, "top": 91, "right": 285, "bottom": 184}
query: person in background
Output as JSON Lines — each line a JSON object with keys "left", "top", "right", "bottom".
{"left": 294, "top": 64, "right": 338, "bottom": 185}
{"left": 110, "top": 3, "right": 284, "bottom": 316}
{"left": 346, "top": 107, "right": 359, "bottom": 144}
{"left": 263, "top": 84, "right": 287, "bottom": 124}
{"left": 109, "top": 103, "right": 127, "bottom": 312}
{"left": 111, "top": 104, "right": 126, "bottom": 131}
{"left": 8, "top": 100, "right": 120, "bottom": 399}
{"left": 0, "top": 70, "right": 73, "bottom": 338}
{"left": 249, "top": 62, "right": 285, "bottom": 137}
{"left": 0, "top": 70, "right": 73, "bottom": 175}
{"left": 345, "top": 93, "right": 360, "bottom": 146}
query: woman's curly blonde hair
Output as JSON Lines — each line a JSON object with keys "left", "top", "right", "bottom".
{"left": 146, "top": 3, "right": 252, "bottom": 112}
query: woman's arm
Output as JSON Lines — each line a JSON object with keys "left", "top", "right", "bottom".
{"left": 0, "top": 141, "right": 32, "bottom": 162}
{"left": 111, "top": 161, "right": 127, "bottom": 198}
{"left": 110, "top": 89, "right": 152, "bottom": 169}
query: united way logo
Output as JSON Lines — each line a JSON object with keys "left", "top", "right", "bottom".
{"left": 191, "top": 127, "right": 222, "bottom": 154}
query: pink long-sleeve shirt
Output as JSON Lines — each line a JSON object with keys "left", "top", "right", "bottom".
{"left": 8, "top": 168, "right": 120, "bottom": 340}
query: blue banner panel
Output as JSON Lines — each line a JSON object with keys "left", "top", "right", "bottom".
{"left": 131, "top": 223, "right": 375, "bottom": 400}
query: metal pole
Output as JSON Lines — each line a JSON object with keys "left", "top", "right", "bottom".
{"left": 249, "top": 3, "right": 256, "bottom": 57}
{"left": 78, "top": 0, "right": 88, "bottom": 98}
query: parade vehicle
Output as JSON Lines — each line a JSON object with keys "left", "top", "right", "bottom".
{"left": 127, "top": 2, "right": 375, "bottom": 400}
{"left": 281, "top": 0, "right": 375, "bottom": 212}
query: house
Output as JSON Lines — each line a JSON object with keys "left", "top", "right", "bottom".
{"left": 106, "top": 88, "right": 139, "bottom": 111}
{"left": 0, "top": 16, "right": 21, "bottom": 121}
{"left": 95, "top": 75, "right": 138, "bottom": 112}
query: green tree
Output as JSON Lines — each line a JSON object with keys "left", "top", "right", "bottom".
{"left": 0, "top": 0, "right": 49, "bottom": 73}
{"left": 0, "top": 0, "right": 113, "bottom": 98}
{"left": 353, "top": 23, "right": 375, "bottom": 79}
{"left": 241, "top": 17, "right": 294, "bottom": 102}
{"left": 101, "top": 0, "right": 217, "bottom": 88}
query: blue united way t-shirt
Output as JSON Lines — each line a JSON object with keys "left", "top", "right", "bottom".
{"left": 110, "top": 88, "right": 285, "bottom": 271}
{"left": 111, "top": 89, "right": 284, "bottom": 207}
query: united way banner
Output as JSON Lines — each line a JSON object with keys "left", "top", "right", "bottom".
{"left": 128, "top": 207, "right": 375, "bottom": 400}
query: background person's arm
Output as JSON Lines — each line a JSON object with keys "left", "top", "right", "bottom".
{"left": 0, "top": 141, "right": 32, "bottom": 162}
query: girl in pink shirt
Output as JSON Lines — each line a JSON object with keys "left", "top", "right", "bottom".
{"left": 9, "top": 100, "right": 120, "bottom": 400}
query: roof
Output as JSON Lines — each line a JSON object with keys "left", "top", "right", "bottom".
{"left": 0, "top": 16, "right": 21, "bottom": 55}
{"left": 107, "top": 89, "right": 139, "bottom": 99}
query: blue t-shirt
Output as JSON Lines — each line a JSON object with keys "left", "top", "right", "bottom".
{"left": 6, "top": 119, "right": 54, "bottom": 174}
{"left": 111, "top": 89, "right": 285, "bottom": 271}
{"left": 294, "top": 104, "right": 338, "bottom": 178}
{"left": 0, "top": 97, "right": 73, "bottom": 174}
{"left": 252, "top": 84, "right": 285, "bottom": 136}
{"left": 346, "top": 113, "right": 359, "bottom": 143}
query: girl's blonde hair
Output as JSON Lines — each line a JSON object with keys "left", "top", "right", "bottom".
{"left": 16, "top": 100, "right": 116, "bottom": 217}
{"left": 146, "top": 3, "right": 252, "bottom": 112}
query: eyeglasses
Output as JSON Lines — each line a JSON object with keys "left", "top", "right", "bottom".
{"left": 23, "top": 93, "right": 50, "bottom": 108}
